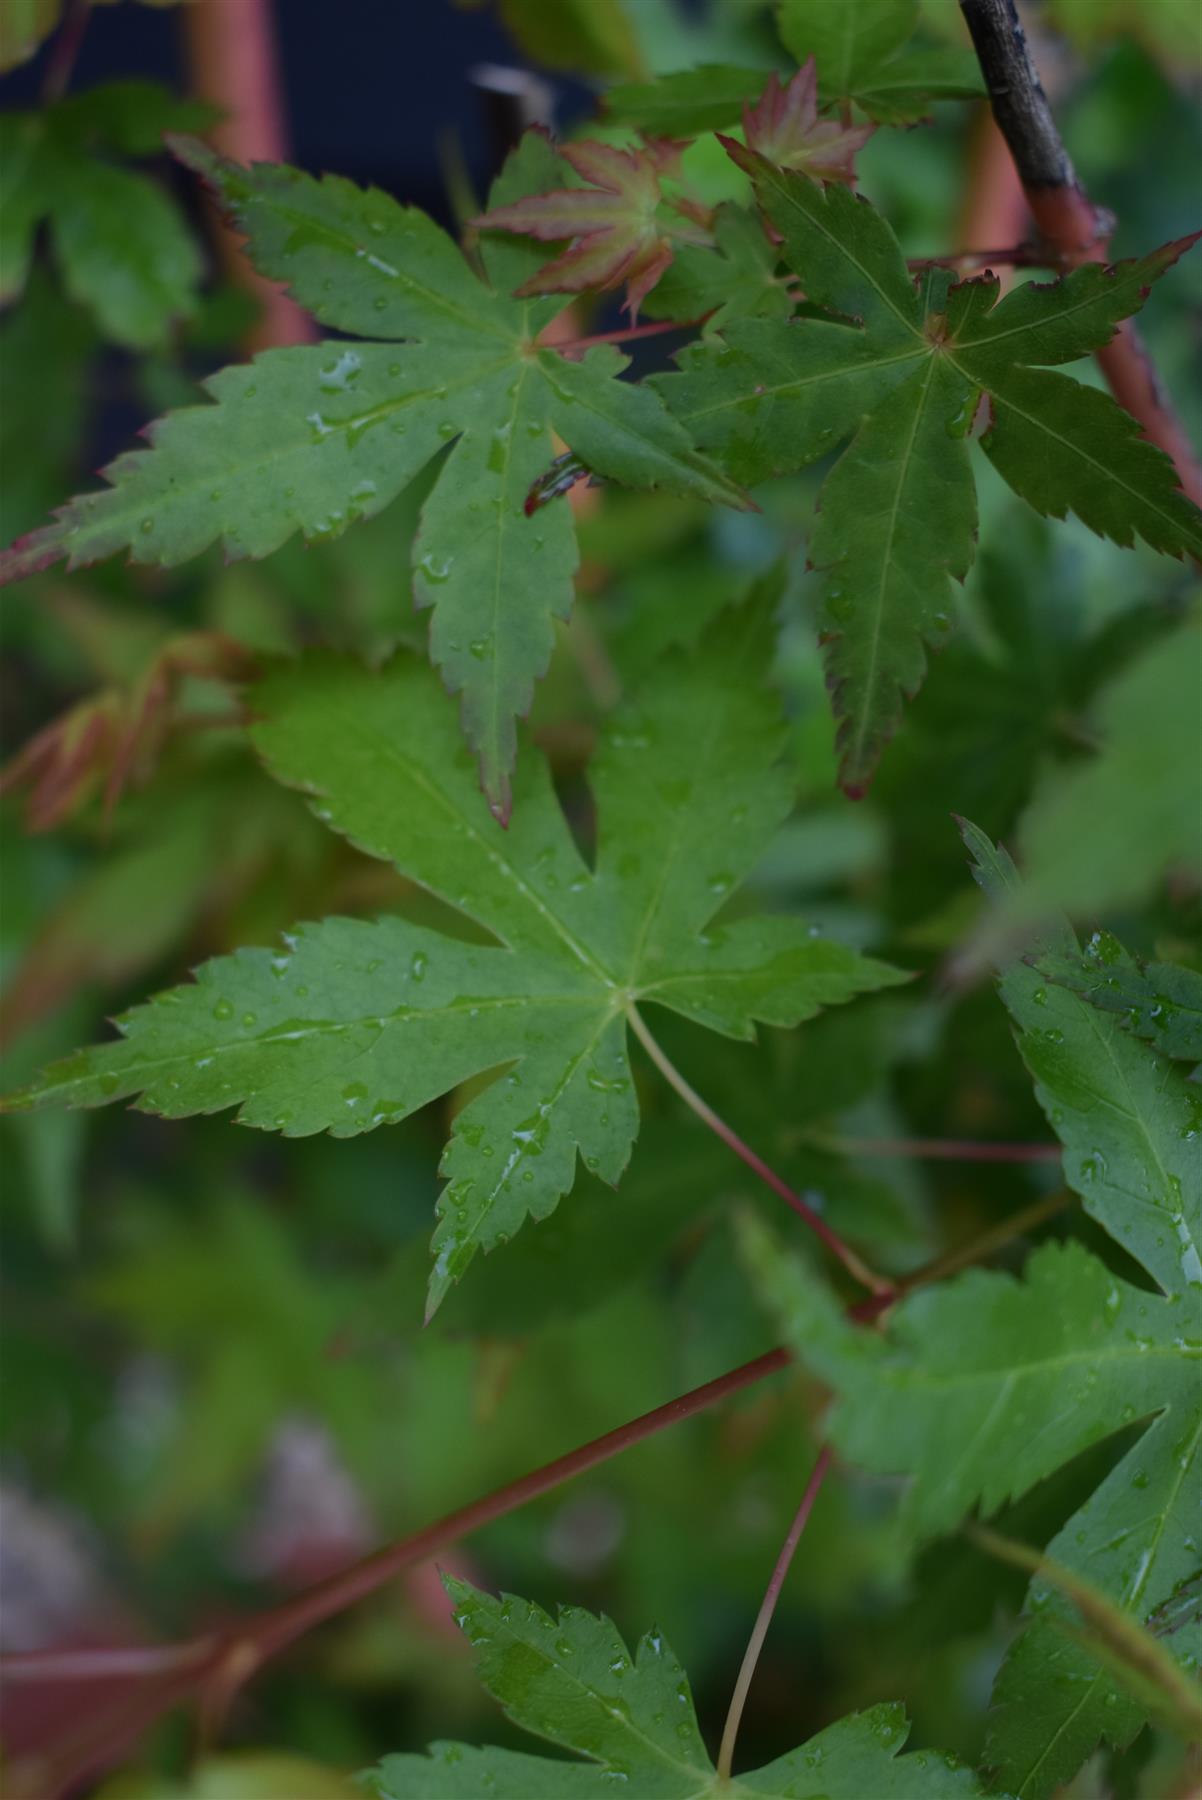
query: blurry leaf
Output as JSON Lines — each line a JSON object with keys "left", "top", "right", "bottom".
{"left": 96, "top": 1752, "right": 358, "bottom": 1798}
{"left": 91, "top": 1196, "right": 387, "bottom": 1528}
{"left": 0, "top": 132, "right": 745, "bottom": 817}
{"left": 474, "top": 137, "right": 697, "bottom": 321}
{"left": 1046, "top": 0, "right": 1202, "bottom": 69}
{"left": 1, "top": 632, "right": 255, "bottom": 831}
{"left": 50, "top": 78, "right": 219, "bottom": 155}
{"left": 606, "top": 64, "right": 772, "bottom": 136}
{"left": 362, "top": 1577, "right": 996, "bottom": 1797}
{"left": 991, "top": 625, "right": 1202, "bottom": 935}
{"left": 970, "top": 1525, "right": 1202, "bottom": 1744}
{"left": 0, "top": 807, "right": 214, "bottom": 1047}
{"left": 659, "top": 162, "right": 1201, "bottom": 792}
{"left": 490, "top": 0, "right": 645, "bottom": 79}
{"left": 776, "top": 0, "right": 983, "bottom": 121}
{"left": 0, "top": 0, "right": 60, "bottom": 71}
{"left": 0, "top": 84, "right": 204, "bottom": 345}
{"left": 8, "top": 600, "right": 905, "bottom": 1316}
{"left": 0, "top": 269, "right": 95, "bottom": 545}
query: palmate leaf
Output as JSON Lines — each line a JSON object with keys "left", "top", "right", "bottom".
{"left": 657, "top": 154, "right": 1202, "bottom": 793}
{"left": 3, "top": 598, "right": 905, "bottom": 1316}
{"left": 741, "top": 828, "right": 1202, "bottom": 1799}
{"left": 0, "top": 132, "right": 746, "bottom": 821}
{"left": 361, "top": 1577, "right": 997, "bottom": 1798}
{"left": 776, "top": 0, "right": 983, "bottom": 122}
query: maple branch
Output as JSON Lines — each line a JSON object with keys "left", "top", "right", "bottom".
{"left": 959, "top": 0, "right": 1202, "bottom": 507}
{"left": 899, "top": 1188, "right": 1074, "bottom": 1292}
{"left": 539, "top": 315, "right": 711, "bottom": 356}
{"left": 41, "top": 0, "right": 91, "bottom": 102}
{"left": 2, "top": 1348, "right": 790, "bottom": 1795}
{"left": 822, "top": 1134, "right": 1061, "bottom": 1164}
{"left": 716, "top": 1446, "right": 834, "bottom": 1782}
{"left": 907, "top": 244, "right": 1046, "bottom": 271}
{"left": 626, "top": 1005, "right": 892, "bottom": 1297}
{"left": 182, "top": 0, "right": 315, "bottom": 350}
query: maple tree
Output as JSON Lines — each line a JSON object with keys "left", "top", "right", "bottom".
{"left": 0, "top": 0, "right": 1199, "bottom": 1797}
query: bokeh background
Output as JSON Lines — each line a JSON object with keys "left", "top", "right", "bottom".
{"left": 1, "top": 1, "right": 1199, "bottom": 1793}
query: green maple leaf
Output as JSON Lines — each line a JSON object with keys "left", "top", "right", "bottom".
{"left": 776, "top": 0, "right": 985, "bottom": 122}
{"left": 361, "top": 1576, "right": 997, "bottom": 1798}
{"left": 0, "top": 82, "right": 213, "bottom": 344}
{"left": 0, "top": 132, "right": 746, "bottom": 820}
{"left": 605, "top": 64, "right": 778, "bottom": 137}
{"left": 2, "top": 599, "right": 905, "bottom": 1315}
{"left": 740, "top": 826, "right": 1202, "bottom": 1800}
{"left": 970, "top": 622, "right": 1202, "bottom": 945}
{"left": 657, "top": 154, "right": 1202, "bottom": 793}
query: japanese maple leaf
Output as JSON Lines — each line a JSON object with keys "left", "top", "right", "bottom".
{"left": 656, "top": 145, "right": 1202, "bottom": 795}
{"left": 3, "top": 596, "right": 905, "bottom": 1317}
{"left": 742, "top": 61, "right": 874, "bottom": 183}
{"left": 362, "top": 1577, "right": 998, "bottom": 1799}
{"left": 0, "top": 132, "right": 745, "bottom": 822}
{"left": 473, "top": 137, "right": 695, "bottom": 320}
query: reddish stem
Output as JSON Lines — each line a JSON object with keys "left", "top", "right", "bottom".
{"left": 2, "top": 1348, "right": 790, "bottom": 1795}
{"left": 627, "top": 1006, "right": 892, "bottom": 1296}
{"left": 959, "top": 0, "right": 1202, "bottom": 507}
{"left": 539, "top": 314, "right": 711, "bottom": 355}
{"left": 831, "top": 1136, "right": 1061, "bottom": 1164}
{"left": 182, "top": 0, "right": 314, "bottom": 350}
{"left": 716, "top": 1447, "right": 834, "bottom": 1781}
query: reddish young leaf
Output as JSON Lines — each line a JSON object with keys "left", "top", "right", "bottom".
{"left": 0, "top": 632, "right": 254, "bottom": 830}
{"left": 473, "top": 138, "right": 694, "bottom": 320}
{"left": 742, "top": 61, "right": 874, "bottom": 184}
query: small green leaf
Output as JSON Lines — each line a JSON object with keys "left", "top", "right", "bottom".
{"left": 776, "top": 0, "right": 983, "bottom": 120}
{"left": 361, "top": 1577, "right": 998, "bottom": 1798}
{"left": 0, "top": 85, "right": 206, "bottom": 345}
{"left": 605, "top": 63, "right": 771, "bottom": 136}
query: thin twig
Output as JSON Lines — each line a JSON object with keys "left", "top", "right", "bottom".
{"left": 716, "top": 1447, "right": 834, "bottom": 1782}
{"left": 907, "top": 244, "right": 1047, "bottom": 271}
{"left": 539, "top": 314, "right": 711, "bottom": 356}
{"left": 823, "top": 1134, "right": 1061, "bottom": 1164}
{"left": 1, "top": 1348, "right": 791, "bottom": 1795}
{"left": 40, "top": 0, "right": 91, "bottom": 103}
{"left": 959, "top": 0, "right": 1202, "bottom": 506}
{"left": 899, "top": 1189, "right": 1074, "bottom": 1292}
{"left": 626, "top": 1005, "right": 892, "bottom": 1296}
{"left": 3, "top": 1165, "right": 1079, "bottom": 1790}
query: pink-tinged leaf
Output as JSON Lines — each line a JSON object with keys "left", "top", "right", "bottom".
{"left": 473, "top": 138, "right": 686, "bottom": 320}
{"left": 742, "top": 62, "right": 875, "bottom": 184}
{"left": 0, "top": 632, "right": 255, "bottom": 830}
